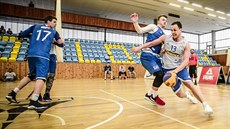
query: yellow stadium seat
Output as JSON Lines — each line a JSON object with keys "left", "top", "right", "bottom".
{"left": 85, "top": 59, "right": 90, "bottom": 63}
{"left": 0, "top": 57, "right": 8, "bottom": 62}
{"left": 79, "top": 59, "right": 84, "bottom": 63}
{"left": 112, "top": 60, "right": 116, "bottom": 64}
{"left": 13, "top": 47, "right": 20, "bottom": 52}
{"left": 9, "top": 36, "right": 16, "bottom": 42}
{"left": 78, "top": 57, "right": 83, "bottom": 60}
{"left": 15, "top": 41, "right": 21, "bottom": 46}
{"left": 9, "top": 57, "right": 16, "bottom": 62}
{"left": 128, "top": 57, "right": 133, "bottom": 61}
{"left": 108, "top": 51, "right": 112, "bottom": 56}
{"left": 75, "top": 41, "right": 80, "bottom": 45}
{"left": 91, "top": 60, "right": 96, "bottom": 63}
{"left": 96, "top": 60, "right": 101, "bottom": 63}
{"left": 2, "top": 36, "right": 9, "bottom": 42}
{"left": 11, "top": 52, "right": 18, "bottom": 57}
{"left": 117, "top": 61, "right": 121, "bottom": 64}
{"left": 121, "top": 61, "right": 126, "bottom": 64}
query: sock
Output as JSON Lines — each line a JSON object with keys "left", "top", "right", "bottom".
{"left": 147, "top": 89, "right": 153, "bottom": 96}
{"left": 13, "top": 87, "right": 20, "bottom": 93}
{"left": 202, "top": 102, "right": 208, "bottom": 106}
{"left": 31, "top": 94, "right": 39, "bottom": 101}
{"left": 152, "top": 90, "right": 158, "bottom": 98}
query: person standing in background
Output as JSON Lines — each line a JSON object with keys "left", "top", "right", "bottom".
{"left": 189, "top": 49, "right": 198, "bottom": 85}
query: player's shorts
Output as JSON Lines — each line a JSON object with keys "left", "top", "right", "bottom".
{"left": 163, "top": 67, "right": 191, "bottom": 93}
{"left": 140, "top": 52, "right": 162, "bottom": 75}
{"left": 28, "top": 57, "right": 49, "bottom": 80}
{"left": 49, "top": 54, "right": 57, "bottom": 74}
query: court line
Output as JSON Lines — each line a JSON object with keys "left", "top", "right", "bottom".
{"left": 1, "top": 112, "right": 65, "bottom": 125}
{"left": 1, "top": 96, "right": 123, "bottom": 128}
{"left": 101, "top": 90, "right": 200, "bottom": 129}
{"left": 53, "top": 96, "right": 123, "bottom": 129}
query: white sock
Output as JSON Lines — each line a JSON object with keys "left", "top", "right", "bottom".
{"left": 147, "top": 89, "right": 153, "bottom": 96}
{"left": 13, "top": 88, "right": 20, "bottom": 93}
{"left": 202, "top": 102, "right": 208, "bottom": 106}
{"left": 152, "top": 90, "right": 158, "bottom": 98}
{"left": 31, "top": 94, "right": 39, "bottom": 101}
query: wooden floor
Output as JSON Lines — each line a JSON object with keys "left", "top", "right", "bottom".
{"left": 0, "top": 78, "right": 230, "bottom": 129}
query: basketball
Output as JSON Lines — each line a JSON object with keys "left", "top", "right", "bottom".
{"left": 163, "top": 72, "right": 178, "bottom": 87}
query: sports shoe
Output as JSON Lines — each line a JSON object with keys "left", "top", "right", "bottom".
{"left": 194, "top": 81, "right": 197, "bottom": 85}
{"left": 203, "top": 102, "right": 213, "bottom": 115}
{"left": 6, "top": 91, "right": 18, "bottom": 103}
{"left": 28, "top": 100, "right": 48, "bottom": 110}
{"left": 144, "top": 93, "right": 165, "bottom": 106}
{"left": 38, "top": 94, "right": 43, "bottom": 101}
{"left": 43, "top": 93, "right": 52, "bottom": 102}
{"left": 185, "top": 91, "right": 198, "bottom": 104}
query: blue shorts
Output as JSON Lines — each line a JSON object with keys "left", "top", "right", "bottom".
{"left": 163, "top": 67, "right": 191, "bottom": 93}
{"left": 28, "top": 57, "right": 49, "bottom": 80}
{"left": 49, "top": 54, "right": 56, "bottom": 74}
{"left": 140, "top": 52, "right": 162, "bottom": 74}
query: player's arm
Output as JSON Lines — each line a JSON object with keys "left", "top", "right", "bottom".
{"left": 195, "top": 54, "right": 199, "bottom": 67}
{"left": 131, "top": 35, "right": 166, "bottom": 53}
{"left": 54, "top": 32, "right": 65, "bottom": 47}
{"left": 19, "top": 25, "right": 35, "bottom": 38}
{"left": 130, "top": 13, "right": 157, "bottom": 34}
{"left": 172, "top": 42, "right": 191, "bottom": 73}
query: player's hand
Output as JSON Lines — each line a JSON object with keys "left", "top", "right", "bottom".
{"left": 160, "top": 48, "right": 166, "bottom": 54}
{"left": 131, "top": 47, "right": 140, "bottom": 54}
{"left": 130, "top": 13, "right": 138, "bottom": 23}
{"left": 170, "top": 69, "right": 178, "bottom": 74}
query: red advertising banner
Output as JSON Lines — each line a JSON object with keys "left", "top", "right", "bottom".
{"left": 227, "top": 69, "right": 230, "bottom": 85}
{"left": 199, "top": 66, "right": 220, "bottom": 84}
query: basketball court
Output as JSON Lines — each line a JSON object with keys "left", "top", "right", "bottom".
{"left": 1, "top": 79, "right": 229, "bottom": 129}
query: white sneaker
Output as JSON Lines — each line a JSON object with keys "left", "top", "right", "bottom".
{"left": 203, "top": 102, "right": 213, "bottom": 115}
{"left": 185, "top": 91, "right": 198, "bottom": 104}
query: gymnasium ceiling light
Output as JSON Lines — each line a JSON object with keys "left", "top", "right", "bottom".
{"left": 177, "top": 0, "right": 189, "bottom": 4}
{"left": 205, "top": 7, "right": 214, "bottom": 11}
{"left": 192, "top": 3, "right": 202, "bottom": 8}
{"left": 184, "top": 7, "right": 194, "bottom": 11}
{"left": 169, "top": 3, "right": 181, "bottom": 8}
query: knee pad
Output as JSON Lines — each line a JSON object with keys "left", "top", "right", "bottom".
{"left": 153, "top": 71, "right": 164, "bottom": 87}
{"left": 27, "top": 73, "right": 36, "bottom": 81}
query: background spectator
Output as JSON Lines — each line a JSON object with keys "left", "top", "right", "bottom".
{"left": 4, "top": 68, "right": 16, "bottom": 81}
{"left": 0, "top": 26, "right": 6, "bottom": 35}
{"left": 118, "top": 64, "right": 127, "bottom": 79}
{"left": 29, "top": 1, "right": 34, "bottom": 7}
{"left": 7, "top": 28, "right": 13, "bottom": 35}
{"left": 189, "top": 49, "right": 198, "bottom": 85}
{"left": 128, "top": 64, "right": 136, "bottom": 78}
{"left": 104, "top": 63, "right": 113, "bottom": 80}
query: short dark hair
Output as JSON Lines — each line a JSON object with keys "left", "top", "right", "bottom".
{"left": 171, "top": 21, "right": 182, "bottom": 29}
{"left": 44, "top": 16, "right": 57, "bottom": 23}
{"left": 157, "top": 14, "right": 167, "bottom": 21}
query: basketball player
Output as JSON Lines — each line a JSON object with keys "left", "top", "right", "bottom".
{"left": 6, "top": 16, "right": 64, "bottom": 109}
{"left": 43, "top": 41, "right": 64, "bottom": 102}
{"left": 130, "top": 13, "right": 167, "bottom": 106}
{"left": 131, "top": 21, "right": 213, "bottom": 115}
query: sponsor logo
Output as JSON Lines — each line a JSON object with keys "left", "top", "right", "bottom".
{"left": 202, "top": 68, "right": 214, "bottom": 80}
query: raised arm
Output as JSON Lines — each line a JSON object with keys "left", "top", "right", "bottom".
{"left": 130, "top": 13, "right": 157, "bottom": 34}
{"left": 131, "top": 35, "right": 166, "bottom": 53}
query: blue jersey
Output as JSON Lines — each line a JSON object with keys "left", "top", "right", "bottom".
{"left": 21, "top": 24, "right": 61, "bottom": 60}
{"left": 145, "top": 26, "right": 164, "bottom": 54}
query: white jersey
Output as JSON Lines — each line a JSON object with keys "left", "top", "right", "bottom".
{"left": 50, "top": 44, "right": 56, "bottom": 55}
{"left": 163, "top": 35, "right": 188, "bottom": 69}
